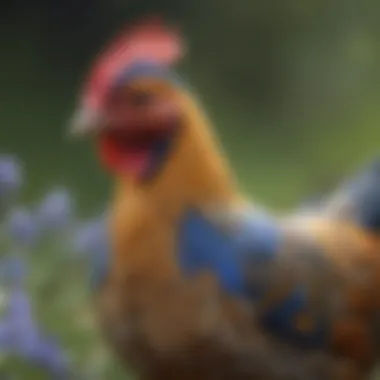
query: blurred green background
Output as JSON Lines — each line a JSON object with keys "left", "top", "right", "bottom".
{"left": 1, "top": 1, "right": 380, "bottom": 378}
{"left": 2, "top": 0, "right": 380, "bottom": 211}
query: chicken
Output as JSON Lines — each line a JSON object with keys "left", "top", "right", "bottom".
{"left": 69, "top": 17, "right": 380, "bottom": 380}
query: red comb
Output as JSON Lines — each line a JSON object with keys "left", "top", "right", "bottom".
{"left": 82, "top": 16, "right": 183, "bottom": 109}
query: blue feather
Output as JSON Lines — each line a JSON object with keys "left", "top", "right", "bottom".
{"left": 114, "top": 61, "right": 182, "bottom": 88}
{"left": 178, "top": 208, "right": 281, "bottom": 295}
{"left": 262, "top": 287, "right": 329, "bottom": 347}
{"left": 344, "top": 158, "right": 380, "bottom": 230}
{"left": 178, "top": 209, "right": 245, "bottom": 295}
{"left": 177, "top": 207, "right": 329, "bottom": 348}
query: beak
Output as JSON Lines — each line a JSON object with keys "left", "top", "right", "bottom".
{"left": 68, "top": 107, "right": 105, "bottom": 138}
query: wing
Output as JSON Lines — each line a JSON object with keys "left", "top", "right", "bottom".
{"left": 177, "top": 207, "right": 333, "bottom": 349}
{"left": 177, "top": 202, "right": 380, "bottom": 362}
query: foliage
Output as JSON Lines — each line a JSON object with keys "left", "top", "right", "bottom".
{"left": 0, "top": 155, "right": 128, "bottom": 379}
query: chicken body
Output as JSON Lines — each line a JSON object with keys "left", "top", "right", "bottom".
{"left": 95, "top": 181, "right": 380, "bottom": 380}
{"left": 70, "top": 18, "right": 380, "bottom": 380}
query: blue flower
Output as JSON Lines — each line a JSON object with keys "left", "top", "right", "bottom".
{"left": 36, "top": 187, "right": 74, "bottom": 233}
{"left": 29, "top": 335, "right": 71, "bottom": 378}
{"left": 73, "top": 216, "right": 109, "bottom": 257}
{"left": 5, "top": 289, "right": 40, "bottom": 357}
{"left": 3, "top": 288, "right": 71, "bottom": 376}
{"left": 0, "top": 256, "right": 28, "bottom": 286}
{"left": 0, "top": 156, "right": 22, "bottom": 200}
{"left": 73, "top": 215, "right": 110, "bottom": 289}
{"left": 0, "top": 320, "right": 11, "bottom": 352}
{"left": 7, "top": 207, "right": 38, "bottom": 246}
